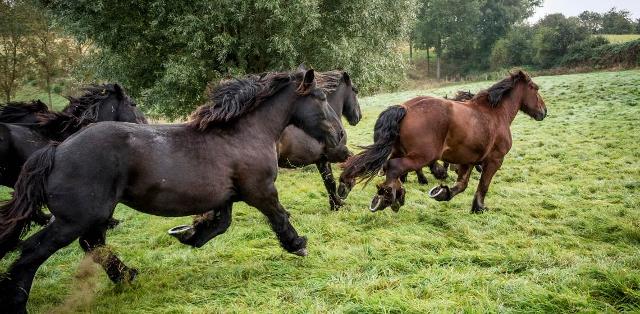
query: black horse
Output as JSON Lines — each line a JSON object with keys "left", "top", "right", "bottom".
{"left": 0, "top": 84, "right": 146, "bottom": 225}
{"left": 0, "top": 70, "right": 344, "bottom": 313}
{"left": 277, "top": 69, "right": 361, "bottom": 210}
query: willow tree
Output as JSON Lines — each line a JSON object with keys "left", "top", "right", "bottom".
{"left": 42, "top": 0, "right": 418, "bottom": 119}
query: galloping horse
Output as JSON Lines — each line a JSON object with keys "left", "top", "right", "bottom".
{"left": 0, "top": 70, "right": 344, "bottom": 313}
{"left": 0, "top": 84, "right": 146, "bottom": 225}
{"left": 278, "top": 68, "right": 361, "bottom": 210}
{"left": 341, "top": 71, "right": 547, "bottom": 213}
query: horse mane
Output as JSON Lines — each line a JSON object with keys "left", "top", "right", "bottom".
{"left": 188, "top": 71, "right": 307, "bottom": 131}
{"left": 472, "top": 71, "right": 531, "bottom": 107}
{"left": 0, "top": 100, "right": 49, "bottom": 123}
{"left": 35, "top": 112, "right": 81, "bottom": 141}
{"left": 62, "top": 83, "right": 123, "bottom": 125}
{"left": 447, "top": 90, "right": 475, "bottom": 102}
{"left": 315, "top": 70, "right": 349, "bottom": 93}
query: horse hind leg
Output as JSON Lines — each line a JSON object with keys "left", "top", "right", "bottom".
{"left": 168, "top": 203, "right": 233, "bottom": 248}
{"left": 79, "top": 224, "right": 138, "bottom": 284}
{"left": 0, "top": 218, "right": 85, "bottom": 313}
{"left": 315, "top": 160, "right": 343, "bottom": 211}
{"left": 429, "top": 164, "right": 473, "bottom": 202}
{"left": 371, "top": 156, "right": 430, "bottom": 212}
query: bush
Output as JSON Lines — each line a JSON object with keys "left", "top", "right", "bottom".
{"left": 490, "top": 26, "right": 535, "bottom": 69}
{"left": 560, "top": 36, "right": 610, "bottom": 66}
{"left": 560, "top": 39, "right": 640, "bottom": 68}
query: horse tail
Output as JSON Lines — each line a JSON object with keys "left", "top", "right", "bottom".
{"left": 342, "top": 105, "right": 406, "bottom": 183}
{"left": 0, "top": 143, "right": 57, "bottom": 259}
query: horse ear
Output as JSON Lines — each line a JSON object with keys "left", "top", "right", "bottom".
{"left": 343, "top": 72, "right": 352, "bottom": 86}
{"left": 113, "top": 83, "right": 124, "bottom": 99}
{"left": 303, "top": 69, "right": 316, "bottom": 88}
{"left": 297, "top": 63, "right": 308, "bottom": 72}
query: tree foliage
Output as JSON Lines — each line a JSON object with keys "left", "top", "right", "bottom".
{"left": 0, "top": 0, "right": 33, "bottom": 102}
{"left": 42, "top": 0, "right": 418, "bottom": 119}
{"left": 578, "top": 8, "right": 637, "bottom": 35}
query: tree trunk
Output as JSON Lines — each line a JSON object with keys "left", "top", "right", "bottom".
{"left": 436, "top": 54, "right": 441, "bottom": 80}
{"left": 46, "top": 75, "right": 52, "bottom": 109}
{"left": 426, "top": 48, "right": 430, "bottom": 76}
{"left": 409, "top": 38, "right": 413, "bottom": 62}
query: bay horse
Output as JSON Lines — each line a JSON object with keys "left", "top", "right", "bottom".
{"left": 0, "top": 70, "right": 344, "bottom": 313}
{"left": 278, "top": 69, "right": 361, "bottom": 210}
{"left": 341, "top": 71, "right": 547, "bottom": 213}
{"left": 0, "top": 84, "right": 147, "bottom": 225}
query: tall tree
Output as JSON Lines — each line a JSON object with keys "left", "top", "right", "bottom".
{"left": 41, "top": 0, "right": 418, "bottom": 119}
{"left": 28, "top": 9, "right": 66, "bottom": 107}
{"left": 578, "top": 11, "right": 603, "bottom": 34}
{"left": 0, "top": 0, "right": 33, "bottom": 102}
{"left": 600, "top": 8, "right": 635, "bottom": 34}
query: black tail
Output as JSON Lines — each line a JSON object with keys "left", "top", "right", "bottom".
{"left": 0, "top": 144, "right": 57, "bottom": 259}
{"left": 342, "top": 105, "right": 406, "bottom": 183}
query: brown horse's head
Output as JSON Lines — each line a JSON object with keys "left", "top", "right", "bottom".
{"left": 514, "top": 71, "right": 547, "bottom": 121}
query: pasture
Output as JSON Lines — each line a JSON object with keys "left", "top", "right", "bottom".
{"left": 601, "top": 34, "right": 640, "bottom": 43}
{"left": 1, "top": 70, "right": 639, "bottom": 313}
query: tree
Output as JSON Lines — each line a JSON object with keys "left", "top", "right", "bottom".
{"left": 0, "top": 0, "right": 32, "bottom": 102}
{"left": 41, "top": 0, "right": 418, "bottom": 119}
{"left": 600, "top": 8, "right": 635, "bottom": 34}
{"left": 490, "top": 26, "right": 535, "bottom": 69}
{"left": 534, "top": 14, "right": 588, "bottom": 68}
{"left": 578, "top": 11, "right": 603, "bottom": 34}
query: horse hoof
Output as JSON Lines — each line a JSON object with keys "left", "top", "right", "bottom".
{"left": 293, "top": 248, "right": 308, "bottom": 257}
{"left": 428, "top": 186, "right": 451, "bottom": 201}
{"left": 369, "top": 195, "right": 383, "bottom": 212}
{"left": 167, "top": 225, "right": 195, "bottom": 243}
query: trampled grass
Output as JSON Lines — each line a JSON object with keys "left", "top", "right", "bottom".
{"left": 1, "top": 70, "right": 639, "bottom": 313}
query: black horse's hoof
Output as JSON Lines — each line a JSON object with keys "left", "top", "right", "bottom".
{"left": 106, "top": 218, "right": 121, "bottom": 229}
{"left": 330, "top": 197, "right": 344, "bottom": 211}
{"left": 370, "top": 195, "right": 385, "bottom": 212}
{"left": 168, "top": 225, "right": 195, "bottom": 245}
{"left": 429, "top": 185, "right": 452, "bottom": 201}
{"left": 337, "top": 183, "right": 351, "bottom": 200}
{"left": 113, "top": 267, "right": 139, "bottom": 284}
{"left": 292, "top": 248, "right": 308, "bottom": 257}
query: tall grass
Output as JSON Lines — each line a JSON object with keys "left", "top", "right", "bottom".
{"left": 1, "top": 70, "right": 639, "bottom": 313}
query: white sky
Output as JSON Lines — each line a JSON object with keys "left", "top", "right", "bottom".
{"left": 529, "top": 0, "right": 640, "bottom": 22}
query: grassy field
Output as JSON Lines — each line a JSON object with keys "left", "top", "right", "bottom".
{"left": 1, "top": 70, "right": 640, "bottom": 313}
{"left": 601, "top": 34, "right": 640, "bottom": 43}
{"left": 12, "top": 84, "right": 68, "bottom": 111}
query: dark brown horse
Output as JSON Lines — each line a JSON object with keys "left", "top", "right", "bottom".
{"left": 278, "top": 69, "right": 361, "bottom": 210}
{"left": 341, "top": 71, "right": 547, "bottom": 213}
{"left": 0, "top": 84, "right": 146, "bottom": 225}
{"left": 0, "top": 70, "right": 344, "bottom": 313}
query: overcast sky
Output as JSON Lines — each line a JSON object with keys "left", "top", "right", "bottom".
{"left": 529, "top": 0, "right": 640, "bottom": 22}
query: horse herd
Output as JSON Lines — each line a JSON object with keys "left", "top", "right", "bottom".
{"left": 0, "top": 67, "right": 546, "bottom": 312}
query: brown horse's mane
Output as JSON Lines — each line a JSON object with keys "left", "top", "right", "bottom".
{"left": 472, "top": 71, "right": 532, "bottom": 107}
{"left": 60, "top": 84, "right": 124, "bottom": 125}
{"left": 0, "top": 100, "right": 49, "bottom": 123}
{"left": 188, "top": 71, "right": 308, "bottom": 131}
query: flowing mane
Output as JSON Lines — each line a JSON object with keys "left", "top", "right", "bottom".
{"left": 0, "top": 100, "right": 49, "bottom": 123}
{"left": 62, "top": 83, "right": 124, "bottom": 125}
{"left": 35, "top": 112, "right": 82, "bottom": 140}
{"left": 315, "top": 70, "right": 351, "bottom": 93}
{"left": 472, "top": 71, "right": 532, "bottom": 107}
{"left": 188, "top": 71, "right": 306, "bottom": 131}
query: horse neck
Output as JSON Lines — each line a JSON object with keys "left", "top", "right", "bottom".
{"left": 496, "top": 84, "right": 524, "bottom": 125}
{"left": 327, "top": 87, "right": 344, "bottom": 117}
{"left": 239, "top": 85, "right": 298, "bottom": 143}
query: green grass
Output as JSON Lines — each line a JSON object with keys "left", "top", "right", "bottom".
{"left": 601, "top": 34, "right": 640, "bottom": 44}
{"left": 2, "top": 70, "right": 640, "bottom": 313}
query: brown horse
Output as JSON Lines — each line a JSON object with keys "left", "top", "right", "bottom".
{"left": 341, "top": 71, "right": 547, "bottom": 213}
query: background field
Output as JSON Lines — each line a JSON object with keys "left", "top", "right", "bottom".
{"left": 1, "top": 70, "right": 639, "bottom": 313}
{"left": 601, "top": 34, "right": 640, "bottom": 43}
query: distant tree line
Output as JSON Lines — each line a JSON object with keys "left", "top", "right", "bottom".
{"left": 412, "top": 3, "right": 640, "bottom": 79}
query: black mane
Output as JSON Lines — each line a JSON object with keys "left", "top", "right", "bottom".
{"left": 189, "top": 72, "right": 305, "bottom": 131}
{"left": 62, "top": 83, "right": 124, "bottom": 125}
{"left": 316, "top": 70, "right": 349, "bottom": 93}
{"left": 473, "top": 71, "right": 531, "bottom": 107}
{"left": 0, "top": 100, "right": 49, "bottom": 123}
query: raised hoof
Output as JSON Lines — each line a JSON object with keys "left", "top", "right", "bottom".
{"left": 369, "top": 195, "right": 388, "bottom": 212}
{"left": 428, "top": 185, "right": 452, "bottom": 201}
{"left": 168, "top": 225, "right": 196, "bottom": 245}
{"left": 292, "top": 248, "right": 308, "bottom": 257}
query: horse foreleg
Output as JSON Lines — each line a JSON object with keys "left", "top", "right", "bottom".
{"left": 471, "top": 159, "right": 502, "bottom": 213}
{"left": 414, "top": 169, "right": 429, "bottom": 184}
{"left": 0, "top": 219, "right": 83, "bottom": 313}
{"left": 315, "top": 160, "right": 343, "bottom": 210}
{"left": 430, "top": 164, "right": 472, "bottom": 202}
{"left": 79, "top": 225, "right": 138, "bottom": 284}
{"left": 246, "top": 186, "right": 307, "bottom": 256}
{"left": 429, "top": 162, "right": 448, "bottom": 180}
{"left": 169, "top": 203, "right": 233, "bottom": 248}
